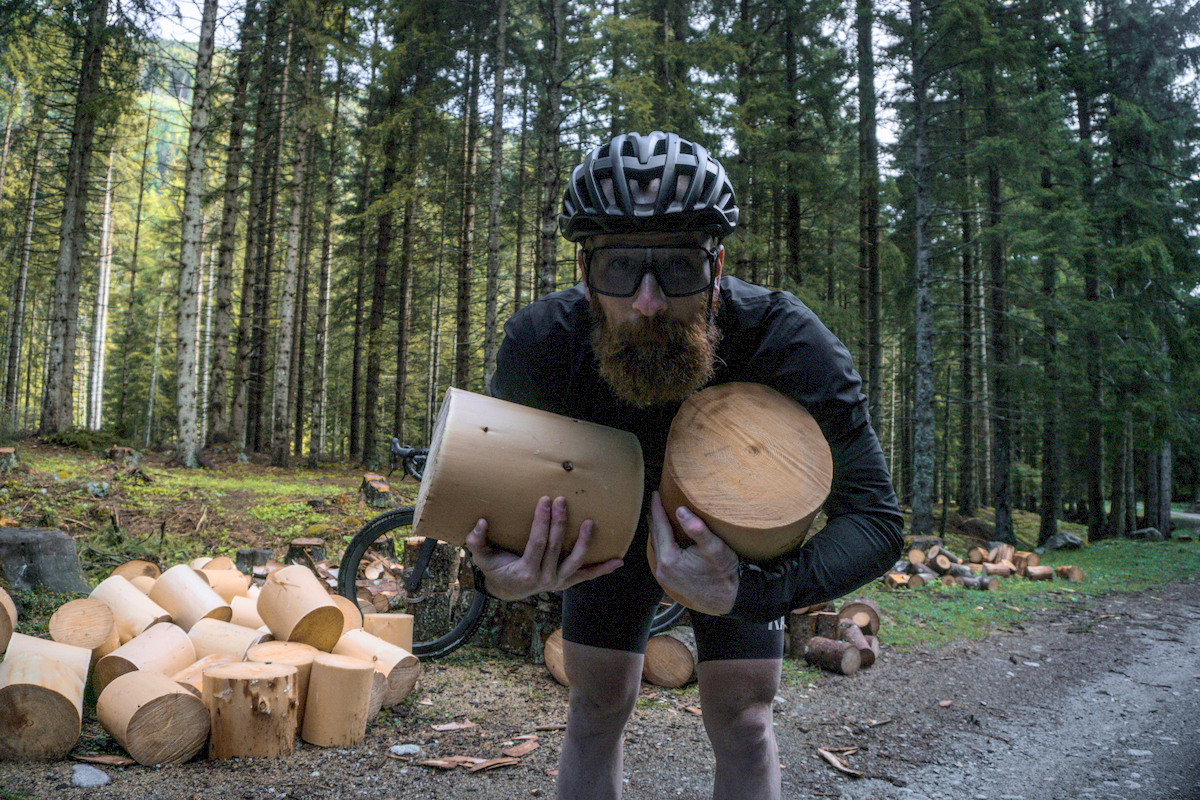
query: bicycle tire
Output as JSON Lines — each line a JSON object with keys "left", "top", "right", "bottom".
{"left": 648, "top": 600, "right": 687, "bottom": 636}
{"left": 338, "top": 507, "right": 490, "bottom": 660}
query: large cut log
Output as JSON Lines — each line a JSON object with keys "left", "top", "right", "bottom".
{"left": 171, "top": 654, "right": 239, "bottom": 697}
{"left": 48, "top": 598, "right": 119, "bottom": 665}
{"left": 413, "top": 387, "right": 644, "bottom": 564}
{"left": 91, "top": 575, "right": 173, "bottom": 643}
{"left": 96, "top": 670, "right": 209, "bottom": 766}
{"left": 837, "top": 619, "right": 876, "bottom": 668}
{"left": 363, "top": 613, "right": 414, "bottom": 653}
{"left": 148, "top": 564, "right": 232, "bottom": 632}
{"left": 0, "top": 652, "right": 85, "bottom": 760}
{"left": 543, "top": 629, "right": 569, "bottom": 687}
{"left": 300, "top": 653, "right": 375, "bottom": 747}
{"left": 229, "top": 595, "right": 266, "bottom": 629}
{"left": 1011, "top": 551, "right": 1040, "bottom": 574}
{"left": 967, "top": 545, "right": 990, "bottom": 564}
{"left": 642, "top": 627, "right": 698, "bottom": 688}
{"left": 0, "top": 585, "right": 16, "bottom": 653}
{"left": 200, "top": 568, "right": 252, "bottom": 602}
{"left": 982, "top": 562, "right": 1013, "bottom": 577}
{"left": 1023, "top": 565, "right": 1054, "bottom": 581}
{"left": 93, "top": 622, "right": 196, "bottom": 696}
{"left": 331, "top": 595, "right": 363, "bottom": 635}
{"left": 960, "top": 574, "right": 999, "bottom": 591}
{"left": 246, "top": 641, "right": 320, "bottom": 731}
{"left": 0, "top": 528, "right": 91, "bottom": 592}
{"left": 5, "top": 632, "right": 92, "bottom": 687}
{"left": 188, "top": 618, "right": 274, "bottom": 660}
{"left": 332, "top": 629, "right": 420, "bottom": 706}
{"left": 1055, "top": 565, "right": 1085, "bottom": 582}
{"left": 837, "top": 597, "right": 881, "bottom": 637}
{"left": 203, "top": 662, "right": 299, "bottom": 759}
{"left": 986, "top": 543, "right": 1015, "bottom": 565}
{"left": 256, "top": 564, "right": 343, "bottom": 652}
{"left": 111, "top": 559, "right": 161, "bottom": 582}
{"left": 802, "top": 636, "right": 861, "bottom": 676}
{"left": 658, "top": 382, "right": 832, "bottom": 563}
{"left": 883, "top": 572, "right": 910, "bottom": 589}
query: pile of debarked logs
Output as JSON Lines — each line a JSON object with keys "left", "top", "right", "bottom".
{"left": 882, "top": 539, "right": 1086, "bottom": 591}
{"left": 0, "top": 557, "right": 419, "bottom": 764}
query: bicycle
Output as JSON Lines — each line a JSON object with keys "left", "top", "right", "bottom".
{"left": 337, "top": 437, "right": 686, "bottom": 660}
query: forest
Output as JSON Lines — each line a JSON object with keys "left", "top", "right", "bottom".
{"left": 0, "top": 0, "right": 1196, "bottom": 546}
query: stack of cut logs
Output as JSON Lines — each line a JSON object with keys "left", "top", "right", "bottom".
{"left": 0, "top": 556, "right": 420, "bottom": 764}
{"left": 883, "top": 539, "right": 1085, "bottom": 590}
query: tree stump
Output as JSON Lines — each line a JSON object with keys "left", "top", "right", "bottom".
{"left": 0, "top": 652, "right": 85, "bottom": 760}
{"left": 96, "top": 670, "right": 208, "bottom": 765}
{"left": 643, "top": 627, "right": 698, "bottom": 688}
{"left": 188, "top": 618, "right": 274, "bottom": 660}
{"left": 332, "top": 629, "right": 420, "bottom": 706}
{"left": 0, "top": 528, "right": 91, "bottom": 593}
{"left": 105, "top": 445, "right": 141, "bottom": 469}
{"left": 148, "top": 564, "right": 232, "bottom": 632}
{"left": 543, "top": 629, "right": 569, "bottom": 687}
{"left": 256, "top": 565, "right": 343, "bottom": 652}
{"left": 235, "top": 548, "right": 273, "bottom": 575}
{"left": 203, "top": 662, "right": 299, "bottom": 759}
{"left": 802, "top": 636, "right": 861, "bottom": 676}
{"left": 93, "top": 622, "right": 196, "bottom": 696}
{"left": 659, "top": 382, "right": 832, "bottom": 563}
{"left": 0, "top": 447, "right": 16, "bottom": 473}
{"left": 91, "top": 575, "right": 173, "bottom": 643}
{"left": 363, "top": 480, "right": 394, "bottom": 509}
{"left": 301, "top": 653, "right": 375, "bottom": 747}
{"left": 246, "top": 641, "right": 320, "bottom": 731}
{"left": 285, "top": 537, "right": 327, "bottom": 567}
{"left": 48, "top": 598, "right": 119, "bottom": 665}
{"left": 413, "top": 386, "right": 643, "bottom": 564}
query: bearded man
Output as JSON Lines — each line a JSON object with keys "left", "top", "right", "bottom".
{"left": 466, "top": 132, "right": 903, "bottom": 800}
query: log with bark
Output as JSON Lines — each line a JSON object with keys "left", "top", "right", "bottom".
{"left": 1011, "top": 550, "right": 1040, "bottom": 574}
{"left": 1023, "top": 565, "right": 1054, "bottom": 581}
{"left": 246, "top": 640, "right": 320, "bottom": 730}
{"left": 0, "top": 652, "right": 85, "bottom": 760}
{"left": 883, "top": 572, "right": 911, "bottom": 589}
{"left": 414, "top": 387, "right": 644, "bottom": 565}
{"left": 300, "top": 653, "right": 375, "bottom": 747}
{"left": 1055, "top": 565, "right": 1085, "bottom": 582}
{"left": 960, "top": 574, "right": 999, "bottom": 591}
{"left": 837, "top": 597, "right": 881, "bottom": 636}
{"left": 802, "top": 636, "right": 861, "bottom": 676}
{"left": 96, "top": 670, "right": 209, "bottom": 765}
{"left": 837, "top": 619, "right": 876, "bottom": 667}
{"left": 203, "top": 661, "right": 299, "bottom": 759}
{"left": 642, "top": 627, "right": 698, "bottom": 688}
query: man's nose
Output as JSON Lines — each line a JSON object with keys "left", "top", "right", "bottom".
{"left": 631, "top": 271, "right": 668, "bottom": 316}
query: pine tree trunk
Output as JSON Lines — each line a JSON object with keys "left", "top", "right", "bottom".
{"left": 957, "top": 89, "right": 975, "bottom": 516}
{"left": 43, "top": 0, "right": 109, "bottom": 434}
{"left": 4, "top": 108, "right": 43, "bottom": 425}
{"left": 209, "top": 0, "right": 261, "bottom": 446}
{"left": 365, "top": 116, "right": 398, "bottom": 469}
{"left": 483, "top": 0, "right": 508, "bottom": 392}
{"left": 856, "top": 0, "right": 881, "bottom": 427}
{"left": 536, "top": 0, "right": 565, "bottom": 298}
{"left": 88, "top": 149, "right": 115, "bottom": 431}
{"left": 513, "top": 78, "right": 529, "bottom": 313}
{"left": 176, "top": 0, "right": 219, "bottom": 468}
{"left": 117, "top": 113, "right": 152, "bottom": 438}
{"left": 455, "top": 51, "right": 480, "bottom": 390}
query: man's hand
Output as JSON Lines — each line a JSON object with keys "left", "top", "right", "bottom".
{"left": 648, "top": 491, "right": 739, "bottom": 616}
{"left": 464, "top": 495, "right": 623, "bottom": 601}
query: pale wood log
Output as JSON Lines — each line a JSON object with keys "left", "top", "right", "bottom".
{"left": 367, "top": 669, "right": 387, "bottom": 719}
{"left": 110, "top": 559, "right": 161, "bottom": 582}
{"left": 332, "top": 594, "right": 363, "bottom": 635}
{"left": 907, "top": 573, "right": 928, "bottom": 589}
{"left": 642, "top": 627, "right": 697, "bottom": 688}
{"left": 414, "top": 386, "right": 643, "bottom": 564}
{"left": 229, "top": 594, "right": 266, "bottom": 629}
{"left": 205, "top": 556, "right": 237, "bottom": 570}
{"left": 1024, "top": 565, "right": 1054, "bottom": 581}
{"left": 967, "top": 545, "right": 990, "bottom": 564}
{"left": 837, "top": 619, "right": 876, "bottom": 667}
{"left": 90, "top": 575, "right": 173, "bottom": 643}
{"left": 543, "top": 629, "right": 568, "bottom": 687}
{"left": 170, "top": 653, "right": 238, "bottom": 697}
{"left": 203, "top": 661, "right": 298, "bottom": 759}
{"left": 0, "top": 652, "right": 84, "bottom": 760}
{"left": 659, "top": 382, "right": 832, "bottom": 562}
{"left": 256, "top": 564, "right": 343, "bottom": 652}
{"left": 129, "top": 575, "right": 156, "bottom": 594}
{"left": 96, "top": 670, "right": 209, "bottom": 765}
{"left": 363, "top": 613, "right": 414, "bottom": 652}
{"left": 48, "top": 597, "right": 119, "bottom": 664}
{"left": 332, "top": 629, "right": 420, "bottom": 706}
{"left": 189, "top": 557, "right": 213, "bottom": 570}
{"left": 1011, "top": 551, "right": 1040, "bottom": 574}
{"left": 883, "top": 572, "right": 910, "bottom": 589}
{"left": 246, "top": 640, "right": 319, "bottom": 730}
{"left": 0, "top": 585, "right": 16, "bottom": 653}
{"left": 300, "top": 653, "right": 374, "bottom": 747}
{"left": 5, "top": 632, "right": 92, "bottom": 686}
{"left": 93, "top": 622, "right": 196, "bottom": 696}
{"left": 802, "top": 636, "right": 861, "bottom": 675}
{"left": 837, "top": 597, "right": 881, "bottom": 636}
{"left": 987, "top": 543, "right": 1015, "bottom": 564}
{"left": 1055, "top": 565, "right": 1085, "bottom": 582}
{"left": 906, "top": 547, "right": 926, "bottom": 566}
{"left": 148, "top": 564, "right": 232, "bottom": 632}
{"left": 188, "top": 618, "right": 273, "bottom": 660}
{"left": 200, "top": 568, "right": 252, "bottom": 602}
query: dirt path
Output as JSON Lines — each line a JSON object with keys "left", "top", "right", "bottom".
{"left": 1, "top": 581, "right": 1196, "bottom": 800}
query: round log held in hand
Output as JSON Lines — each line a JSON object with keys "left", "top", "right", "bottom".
{"left": 96, "top": 671, "right": 209, "bottom": 766}
{"left": 658, "top": 382, "right": 833, "bottom": 562}
{"left": 412, "top": 387, "right": 644, "bottom": 565}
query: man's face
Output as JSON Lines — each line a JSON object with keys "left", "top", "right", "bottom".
{"left": 583, "top": 231, "right": 725, "bottom": 407}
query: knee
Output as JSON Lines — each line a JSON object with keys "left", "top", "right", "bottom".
{"left": 705, "top": 702, "right": 775, "bottom": 753}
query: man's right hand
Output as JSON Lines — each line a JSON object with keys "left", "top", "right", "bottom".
{"left": 464, "top": 495, "right": 624, "bottom": 601}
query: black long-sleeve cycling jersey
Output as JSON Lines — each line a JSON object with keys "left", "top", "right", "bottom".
{"left": 490, "top": 275, "right": 904, "bottom": 624}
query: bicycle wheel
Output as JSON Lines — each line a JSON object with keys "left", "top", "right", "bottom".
{"left": 649, "top": 600, "right": 686, "bottom": 636}
{"left": 338, "top": 507, "right": 490, "bottom": 660}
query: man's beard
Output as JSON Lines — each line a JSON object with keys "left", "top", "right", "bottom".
{"left": 590, "top": 299, "right": 722, "bottom": 408}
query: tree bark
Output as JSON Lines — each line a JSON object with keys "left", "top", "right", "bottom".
{"left": 87, "top": 149, "right": 115, "bottom": 431}
{"left": 483, "top": 0, "right": 509, "bottom": 392}
{"left": 455, "top": 49, "right": 480, "bottom": 390}
{"left": 535, "top": 0, "right": 565, "bottom": 298}
{"left": 4, "top": 104, "right": 44, "bottom": 425}
{"left": 856, "top": 0, "right": 882, "bottom": 427}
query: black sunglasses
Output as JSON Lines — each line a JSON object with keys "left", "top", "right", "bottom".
{"left": 583, "top": 245, "right": 718, "bottom": 298}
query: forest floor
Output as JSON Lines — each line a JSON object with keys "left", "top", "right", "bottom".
{"left": 0, "top": 440, "right": 1198, "bottom": 800}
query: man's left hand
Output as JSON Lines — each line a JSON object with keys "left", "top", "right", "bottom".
{"left": 648, "top": 491, "right": 738, "bottom": 615}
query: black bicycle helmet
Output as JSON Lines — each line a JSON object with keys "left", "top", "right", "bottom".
{"left": 559, "top": 131, "right": 739, "bottom": 242}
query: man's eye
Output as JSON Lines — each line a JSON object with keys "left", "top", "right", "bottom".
{"left": 605, "top": 256, "right": 639, "bottom": 272}
{"left": 660, "top": 255, "right": 696, "bottom": 272}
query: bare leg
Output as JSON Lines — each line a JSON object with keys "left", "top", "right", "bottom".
{"left": 696, "top": 658, "right": 782, "bottom": 800}
{"left": 556, "top": 641, "right": 644, "bottom": 800}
